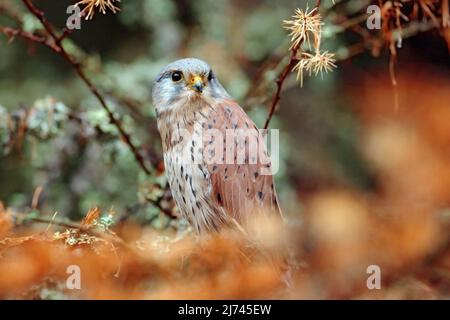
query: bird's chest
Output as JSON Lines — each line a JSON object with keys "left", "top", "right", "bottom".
{"left": 162, "top": 121, "right": 214, "bottom": 229}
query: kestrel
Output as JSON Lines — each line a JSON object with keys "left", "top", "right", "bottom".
{"left": 152, "top": 58, "right": 281, "bottom": 233}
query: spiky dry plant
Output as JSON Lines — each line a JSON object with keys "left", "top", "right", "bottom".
{"left": 283, "top": 6, "right": 336, "bottom": 86}
{"left": 283, "top": 8, "right": 323, "bottom": 50}
{"left": 74, "top": 0, "right": 121, "bottom": 20}
{"left": 294, "top": 50, "right": 337, "bottom": 86}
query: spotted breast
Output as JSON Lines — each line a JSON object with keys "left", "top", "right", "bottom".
{"left": 157, "top": 98, "right": 281, "bottom": 234}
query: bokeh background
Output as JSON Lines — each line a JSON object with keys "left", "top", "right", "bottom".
{"left": 0, "top": 0, "right": 449, "bottom": 299}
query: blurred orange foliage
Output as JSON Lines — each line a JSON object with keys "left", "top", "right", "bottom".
{"left": 0, "top": 69, "right": 449, "bottom": 299}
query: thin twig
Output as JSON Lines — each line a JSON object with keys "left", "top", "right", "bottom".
{"left": 0, "top": 26, "right": 59, "bottom": 50}
{"left": 31, "top": 185, "right": 43, "bottom": 209}
{"left": 150, "top": 194, "right": 178, "bottom": 220}
{"left": 17, "top": 0, "right": 151, "bottom": 175}
{"left": 26, "top": 215, "right": 126, "bottom": 246}
{"left": 263, "top": 0, "right": 322, "bottom": 129}
{"left": 262, "top": 51, "right": 300, "bottom": 130}
{"left": 243, "top": 12, "right": 366, "bottom": 110}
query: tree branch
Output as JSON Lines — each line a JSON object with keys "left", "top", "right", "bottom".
{"left": 263, "top": 0, "right": 322, "bottom": 129}
{"left": 16, "top": 0, "right": 151, "bottom": 175}
{"left": 0, "top": 26, "right": 59, "bottom": 51}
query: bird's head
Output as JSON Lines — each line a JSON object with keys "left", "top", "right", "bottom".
{"left": 152, "top": 58, "right": 229, "bottom": 115}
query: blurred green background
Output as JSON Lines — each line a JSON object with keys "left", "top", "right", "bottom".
{"left": 0, "top": 0, "right": 448, "bottom": 225}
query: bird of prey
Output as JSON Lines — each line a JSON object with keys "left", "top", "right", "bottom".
{"left": 152, "top": 58, "right": 281, "bottom": 233}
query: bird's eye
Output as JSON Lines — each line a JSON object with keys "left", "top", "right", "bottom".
{"left": 207, "top": 71, "right": 214, "bottom": 81}
{"left": 171, "top": 71, "right": 183, "bottom": 82}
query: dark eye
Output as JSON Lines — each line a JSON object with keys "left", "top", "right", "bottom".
{"left": 208, "top": 71, "right": 214, "bottom": 81}
{"left": 171, "top": 71, "right": 183, "bottom": 82}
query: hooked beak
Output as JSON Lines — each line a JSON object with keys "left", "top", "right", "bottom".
{"left": 190, "top": 75, "right": 204, "bottom": 93}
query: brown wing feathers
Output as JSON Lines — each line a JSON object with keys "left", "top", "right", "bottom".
{"left": 203, "top": 100, "right": 281, "bottom": 220}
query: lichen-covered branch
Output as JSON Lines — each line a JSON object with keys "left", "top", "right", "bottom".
{"left": 0, "top": 0, "right": 152, "bottom": 175}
